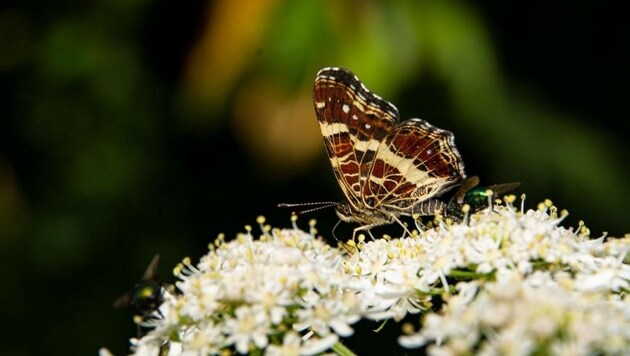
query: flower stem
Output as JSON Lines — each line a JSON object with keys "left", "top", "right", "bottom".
{"left": 331, "top": 340, "right": 357, "bottom": 356}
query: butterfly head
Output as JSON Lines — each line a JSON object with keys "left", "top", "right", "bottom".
{"left": 335, "top": 201, "right": 391, "bottom": 226}
{"left": 334, "top": 202, "right": 355, "bottom": 222}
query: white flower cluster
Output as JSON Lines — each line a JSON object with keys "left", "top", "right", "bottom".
{"left": 399, "top": 272, "right": 630, "bottom": 355}
{"left": 119, "top": 199, "right": 630, "bottom": 355}
{"left": 395, "top": 203, "right": 630, "bottom": 355}
{"left": 131, "top": 218, "right": 357, "bottom": 355}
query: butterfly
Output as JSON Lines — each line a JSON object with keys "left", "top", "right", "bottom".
{"left": 313, "top": 67, "right": 466, "bottom": 238}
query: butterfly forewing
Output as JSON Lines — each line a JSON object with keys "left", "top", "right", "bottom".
{"left": 314, "top": 67, "right": 398, "bottom": 209}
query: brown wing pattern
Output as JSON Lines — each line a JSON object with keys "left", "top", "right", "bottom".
{"left": 313, "top": 67, "right": 398, "bottom": 209}
{"left": 365, "top": 118, "right": 465, "bottom": 210}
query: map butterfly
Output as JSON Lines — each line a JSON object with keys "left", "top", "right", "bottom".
{"left": 314, "top": 67, "right": 466, "bottom": 237}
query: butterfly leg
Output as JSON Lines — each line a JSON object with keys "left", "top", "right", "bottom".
{"left": 366, "top": 229, "right": 378, "bottom": 240}
{"left": 352, "top": 223, "right": 381, "bottom": 243}
{"left": 352, "top": 215, "right": 411, "bottom": 241}
{"left": 389, "top": 214, "right": 412, "bottom": 238}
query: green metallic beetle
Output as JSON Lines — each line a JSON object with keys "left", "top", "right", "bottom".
{"left": 445, "top": 176, "right": 520, "bottom": 220}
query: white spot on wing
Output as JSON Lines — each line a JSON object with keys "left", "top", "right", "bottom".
{"left": 342, "top": 104, "right": 350, "bottom": 113}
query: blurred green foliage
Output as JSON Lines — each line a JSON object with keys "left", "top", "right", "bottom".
{"left": 0, "top": 0, "right": 627, "bottom": 355}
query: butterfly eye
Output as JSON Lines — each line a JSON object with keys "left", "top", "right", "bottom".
{"left": 334, "top": 203, "right": 354, "bottom": 222}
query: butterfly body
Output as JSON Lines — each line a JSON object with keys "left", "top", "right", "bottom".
{"left": 314, "top": 67, "right": 466, "bottom": 235}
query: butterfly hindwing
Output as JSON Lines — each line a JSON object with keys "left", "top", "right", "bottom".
{"left": 367, "top": 118, "right": 465, "bottom": 210}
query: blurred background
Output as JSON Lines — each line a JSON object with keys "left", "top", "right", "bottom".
{"left": 1, "top": 0, "right": 628, "bottom": 354}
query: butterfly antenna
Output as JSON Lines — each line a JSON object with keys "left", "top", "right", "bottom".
{"left": 277, "top": 201, "right": 338, "bottom": 215}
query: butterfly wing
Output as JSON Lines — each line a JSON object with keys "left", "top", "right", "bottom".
{"left": 313, "top": 67, "right": 398, "bottom": 209}
{"left": 365, "top": 118, "right": 466, "bottom": 210}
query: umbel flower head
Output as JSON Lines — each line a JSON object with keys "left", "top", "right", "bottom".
{"left": 103, "top": 196, "right": 630, "bottom": 355}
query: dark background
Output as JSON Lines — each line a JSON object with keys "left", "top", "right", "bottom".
{"left": 0, "top": 1, "right": 627, "bottom": 355}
